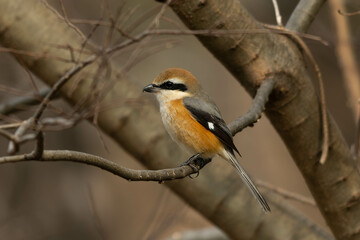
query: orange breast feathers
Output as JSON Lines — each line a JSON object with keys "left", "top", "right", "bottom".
{"left": 161, "top": 99, "right": 223, "bottom": 157}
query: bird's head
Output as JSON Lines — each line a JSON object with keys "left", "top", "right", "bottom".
{"left": 143, "top": 68, "right": 201, "bottom": 102}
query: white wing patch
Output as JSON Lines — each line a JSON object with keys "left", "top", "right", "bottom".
{"left": 208, "top": 122, "right": 215, "bottom": 130}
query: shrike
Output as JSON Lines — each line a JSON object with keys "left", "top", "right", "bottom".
{"left": 143, "top": 68, "right": 270, "bottom": 212}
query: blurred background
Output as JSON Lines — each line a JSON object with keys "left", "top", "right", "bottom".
{"left": 0, "top": 0, "right": 359, "bottom": 239}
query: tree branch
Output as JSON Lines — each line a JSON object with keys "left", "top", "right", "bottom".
{"left": 286, "top": 0, "right": 327, "bottom": 32}
{"left": 0, "top": 88, "right": 51, "bottom": 115}
{"left": 0, "top": 150, "right": 200, "bottom": 181}
{"left": 228, "top": 78, "right": 274, "bottom": 134}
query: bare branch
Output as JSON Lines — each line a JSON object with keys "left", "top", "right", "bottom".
{"left": 32, "top": 56, "right": 97, "bottom": 123}
{"left": 228, "top": 78, "right": 275, "bottom": 134}
{"left": 0, "top": 128, "right": 15, "bottom": 141}
{"left": 0, "top": 150, "right": 201, "bottom": 181}
{"left": 338, "top": 10, "right": 360, "bottom": 16}
{"left": 256, "top": 179, "right": 316, "bottom": 206}
{"left": 7, "top": 118, "right": 35, "bottom": 154}
{"left": 0, "top": 88, "right": 51, "bottom": 115}
{"left": 271, "top": 0, "right": 282, "bottom": 26}
{"left": 41, "top": 0, "right": 87, "bottom": 41}
{"left": 286, "top": 0, "right": 327, "bottom": 32}
{"left": 0, "top": 123, "right": 23, "bottom": 129}
{"left": 167, "top": 228, "right": 228, "bottom": 240}
{"left": 0, "top": 47, "right": 73, "bottom": 63}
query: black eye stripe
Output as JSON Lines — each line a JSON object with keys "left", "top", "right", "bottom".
{"left": 159, "top": 81, "right": 187, "bottom": 92}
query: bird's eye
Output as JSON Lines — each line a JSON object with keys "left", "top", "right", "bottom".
{"left": 159, "top": 81, "right": 187, "bottom": 91}
{"left": 160, "top": 81, "right": 174, "bottom": 89}
{"left": 163, "top": 81, "right": 173, "bottom": 88}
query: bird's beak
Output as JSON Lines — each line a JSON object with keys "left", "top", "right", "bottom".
{"left": 143, "top": 84, "right": 158, "bottom": 93}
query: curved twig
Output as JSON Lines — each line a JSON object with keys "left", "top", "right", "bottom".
{"left": 228, "top": 78, "right": 275, "bottom": 135}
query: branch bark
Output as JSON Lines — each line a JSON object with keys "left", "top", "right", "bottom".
{"left": 286, "top": 0, "right": 327, "bottom": 32}
{"left": 166, "top": 0, "right": 360, "bottom": 239}
{"left": 0, "top": 0, "right": 337, "bottom": 239}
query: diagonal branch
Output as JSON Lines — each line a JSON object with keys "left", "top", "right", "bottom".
{"left": 286, "top": 0, "right": 327, "bottom": 32}
{"left": 228, "top": 78, "right": 274, "bottom": 134}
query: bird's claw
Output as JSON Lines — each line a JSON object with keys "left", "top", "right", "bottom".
{"left": 179, "top": 154, "right": 211, "bottom": 179}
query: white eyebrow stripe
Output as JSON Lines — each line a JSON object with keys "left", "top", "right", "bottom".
{"left": 208, "top": 122, "right": 215, "bottom": 130}
{"left": 167, "top": 78, "right": 184, "bottom": 84}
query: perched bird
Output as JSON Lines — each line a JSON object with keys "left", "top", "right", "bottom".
{"left": 143, "top": 68, "right": 270, "bottom": 212}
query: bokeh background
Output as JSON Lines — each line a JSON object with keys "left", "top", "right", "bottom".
{"left": 0, "top": 0, "right": 359, "bottom": 239}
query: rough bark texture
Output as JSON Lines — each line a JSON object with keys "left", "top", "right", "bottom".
{"left": 167, "top": 1, "right": 360, "bottom": 239}
{"left": 0, "top": 0, "right": 344, "bottom": 239}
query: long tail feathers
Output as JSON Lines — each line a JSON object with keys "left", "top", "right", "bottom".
{"left": 224, "top": 151, "right": 271, "bottom": 213}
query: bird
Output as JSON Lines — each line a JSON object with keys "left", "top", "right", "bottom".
{"left": 143, "top": 68, "right": 270, "bottom": 213}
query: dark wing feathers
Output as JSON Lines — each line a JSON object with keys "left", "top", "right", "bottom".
{"left": 183, "top": 97, "right": 241, "bottom": 156}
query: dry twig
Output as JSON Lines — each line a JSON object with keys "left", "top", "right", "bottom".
{"left": 256, "top": 179, "right": 316, "bottom": 206}
{"left": 271, "top": 0, "right": 282, "bottom": 26}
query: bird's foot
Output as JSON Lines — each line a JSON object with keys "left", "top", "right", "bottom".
{"left": 179, "top": 154, "right": 211, "bottom": 179}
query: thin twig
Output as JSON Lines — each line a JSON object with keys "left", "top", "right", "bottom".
{"left": 4, "top": 56, "right": 96, "bottom": 155}
{"left": 0, "top": 123, "right": 23, "bottom": 129}
{"left": 228, "top": 78, "right": 275, "bottom": 135}
{"left": 338, "top": 10, "right": 360, "bottom": 16}
{"left": 32, "top": 55, "right": 97, "bottom": 123}
{"left": 7, "top": 118, "right": 35, "bottom": 154}
{"left": 18, "top": 60, "right": 39, "bottom": 93}
{"left": 256, "top": 179, "right": 316, "bottom": 206}
{"left": 0, "top": 84, "right": 30, "bottom": 96}
{"left": 271, "top": 0, "right": 282, "bottom": 26}
{"left": 0, "top": 47, "right": 73, "bottom": 63}
{"left": 0, "top": 129, "right": 15, "bottom": 141}
{"left": 41, "top": 0, "right": 87, "bottom": 41}
{"left": 0, "top": 88, "right": 51, "bottom": 115}
{"left": 167, "top": 228, "right": 228, "bottom": 240}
